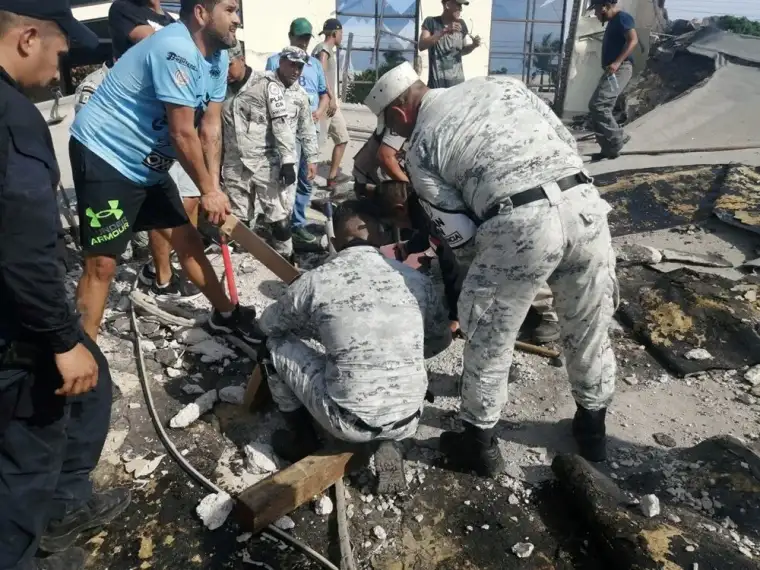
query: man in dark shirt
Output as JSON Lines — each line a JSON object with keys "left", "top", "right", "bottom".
{"left": 588, "top": 0, "right": 638, "bottom": 159}
{"left": 419, "top": 0, "right": 481, "bottom": 88}
{"left": 109, "top": 0, "right": 176, "bottom": 60}
{"left": 0, "top": 2, "right": 130, "bottom": 569}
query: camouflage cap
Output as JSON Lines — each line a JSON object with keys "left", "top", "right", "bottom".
{"left": 228, "top": 42, "right": 244, "bottom": 60}
{"left": 279, "top": 46, "right": 310, "bottom": 65}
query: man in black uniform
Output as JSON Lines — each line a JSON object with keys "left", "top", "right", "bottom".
{"left": 0, "top": 2, "right": 130, "bottom": 569}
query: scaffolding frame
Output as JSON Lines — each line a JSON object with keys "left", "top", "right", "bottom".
{"left": 489, "top": 0, "right": 569, "bottom": 98}
{"left": 336, "top": 0, "right": 420, "bottom": 95}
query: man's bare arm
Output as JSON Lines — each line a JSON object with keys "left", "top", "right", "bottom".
{"left": 200, "top": 101, "right": 223, "bottom": 185}
{"left": 166, "top": 104, "right": 216, "bottom": 195}
{"left": 128, "top": 24, "right": 156, "bottom": 44}
{"left": 378, "top": 144, "right": 409, "bottom": 182}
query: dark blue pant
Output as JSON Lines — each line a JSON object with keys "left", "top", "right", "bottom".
{"left": 290, "top": 148, "right": 312, "bottom": 230}
{"left": 0, "top": 336, "right": 111, "bottom": 570}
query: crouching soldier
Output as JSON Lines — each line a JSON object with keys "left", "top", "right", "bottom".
{"left": 256, "top": 200, "right": 451, "bottom": 486}
{"left": 222, "top": 46, "right": 318, "bottom": 261}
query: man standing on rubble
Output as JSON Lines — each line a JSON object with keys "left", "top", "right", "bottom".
{"left": 70, "top": 0, "right": 260, "bottom": 343}
{"left": 588, "top": 0, "right": 638, "bottom": 159}
{"left": 365, "top": 63, "right": 619, "bottom": 477}
{"left": 222, "top": 46, "right": 318, "bottom": 261}
{"left": 0, "top": 3, "right": 130, "bottom": 569}
{"left": 256, "top": 200, "right": 451, "bottom": 464}
{"left": 266, "top": 18, "right": 329, "bottom": 250}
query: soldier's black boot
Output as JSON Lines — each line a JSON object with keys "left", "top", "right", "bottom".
{"left": 572, "top": 404, "right": 607, "bottom": 462}
{"left": 439, "top": 422, "right": 505, "bottom": 479}
{"left": 40, "top": 488, "right": 131, "bottom": 552}
{"left": 271, "top": 407, "right": 321, "bottom": 463}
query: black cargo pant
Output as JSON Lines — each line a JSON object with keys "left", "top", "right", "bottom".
{"left": 0, "top": 336, "right": 111, "bottom": 570}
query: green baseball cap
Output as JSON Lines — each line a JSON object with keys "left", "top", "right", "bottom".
{"left": 289, "top": 17, "right": 313, "bottom": 37}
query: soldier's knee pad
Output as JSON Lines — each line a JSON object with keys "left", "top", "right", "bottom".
{"left": 270, "top": 219, "right": 292, "bottom": 242}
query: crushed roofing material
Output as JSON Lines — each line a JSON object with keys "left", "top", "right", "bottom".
{"left": 616, "top": 267, "right": 760, "bottom": 377}
{"left": 594, "top": 165, "right": 726, "bottom": 237}
{"left": 713, "top": 165, "right": 760, "bottom": 236}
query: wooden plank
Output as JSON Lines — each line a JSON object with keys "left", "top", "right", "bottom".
{"left": 515, "top": 340, "right": 560, "bottom": 359}
{"left": 219, "top": 214, "right": 300, "bottom": 284}
{"left": 243, "top": 364, "right": 270, "bottom": 411}
{"left": 235, "top": 450, "right": 357, "bottom": 533}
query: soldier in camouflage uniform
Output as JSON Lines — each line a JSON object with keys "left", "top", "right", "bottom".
{"left": 365, "top": 63, "right": 619, "bottom": 476}
{"left": 222, "top": 46, "right": 318, "bottom": 259}
{"left": 256, "top": 200, "right": 451, "bottom": 462}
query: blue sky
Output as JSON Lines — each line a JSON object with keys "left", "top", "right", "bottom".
{"left": 664, "top": 0, "right": 760, "bottom": 21}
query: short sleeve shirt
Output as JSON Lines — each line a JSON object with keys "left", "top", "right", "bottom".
{"left": 71, "top": 22, "right": 228, "bottom": 185}
{"left": 265, "top": 54, "right": 327, "bottom": 112}
{"left": 421, "top": 16, "right": 468, "bottom": 88}
{"left": 311, "top": 41, "right": 337, "bottom": 93}
{"left": 602, "top": 11, "right": 635, "bottom": 67}
{"left": 108, "top": 0, "right": 176, "bottom": 60}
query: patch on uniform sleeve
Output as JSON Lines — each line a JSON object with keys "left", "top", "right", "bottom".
{"left": 173, "top": 69, "right": 190, "bottom": 87}
{"left": 267, "top": 82, "right": 288, "bottom": 119}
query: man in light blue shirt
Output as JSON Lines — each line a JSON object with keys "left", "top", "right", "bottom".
{"left": 266, "top": 17, "right": 329, "bottom": 249}
{"left": 70, "top": 0, "right": 259, "bottom": 344}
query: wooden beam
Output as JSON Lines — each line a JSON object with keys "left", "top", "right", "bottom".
{"left": 219, "top": 214, "right": 300, "bottom": 284}
{"left": 242, "top": 364, "right": 270, "bottom": 411}
{"left": 235, "top": 450, "right": 359, "bottom": 533}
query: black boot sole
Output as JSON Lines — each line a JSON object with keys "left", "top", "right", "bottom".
{"left": 39, "top": 491, "right": 131, "bottom": 553}
{"left": 374, "top": 441, "right": 407, "bottom": 495}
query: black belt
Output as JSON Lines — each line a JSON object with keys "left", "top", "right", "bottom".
{"left": 345, "top": 407, "right": 422, "bottom": 436}
{"left": 481, "top": 171, "right": 592, "bottom": 224}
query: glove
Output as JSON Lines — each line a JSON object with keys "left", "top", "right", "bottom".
{"left": 280, "top": 164, "right": 296, "bottom": 186}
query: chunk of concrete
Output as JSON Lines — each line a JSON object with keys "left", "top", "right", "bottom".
{"left": 615, "top": 244, "right": 663, "bottom": 267}
{"left": 176, "top": 327, "right": 212, "bottom": 345}
{"left": 684, "top": 348, "right": 713, "bottom": 361}
{"left": 219, "top": 385, "right": 246, "bottom": 405}
{"left": 244, "top": 442, "right": 279, "bottom": 475}
{"left": 640, "top": 494, "right": 661, "bottom": 518}
{"left": 314, "top": 495, "right": 333, "bottom": 516}
{"left": 186, "top": 339, "right": 236, "bottom": 362}
{"left": 744, "top": 365, "right": 760, "bottom": 386}
{"left": 169, "top": 389, "right": 218, "bottom": 428}
{"left": 511, "top": 542, "right": 535, "bottom": 558}
{"left": 196, "top": 491, "right": 234, "bottom": 530}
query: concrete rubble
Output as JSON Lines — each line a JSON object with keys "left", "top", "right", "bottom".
{"left": 169, "top": 389, "right": 218, "bottom": 428}
{"left": 243, "top": 442, "right": 279, "bottom": 475}
{"left": 219, "top": 385, "right": 246, "bottom": 405}
{"left": 196, "top": 491, "right": 234, "bottom": 530}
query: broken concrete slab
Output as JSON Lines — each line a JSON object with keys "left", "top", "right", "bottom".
{"left": 219, "top": 385, "right": 246, "bottom": 405}
{"left": 176, "top": 327, "right": 213, "bottom": 345}
{"left": 244, "top": 442, "right": 279, "bottom": 475}
{"left": 616, "top": 267, "right": 760, "bottom": 376}
{"left": 124, "top": 453, "right": 165, "bottom": 479}
{"left": 552, "top": 453, "right": 758, "bottom": 569}
{"left": 660, "top": 248, "right": 733, "bottom": 268}
{"left": 713, "top": 165, "right": 760, "bottom": 236}
{"left": 594, "top": 165, "right": 726, "bottom": 237}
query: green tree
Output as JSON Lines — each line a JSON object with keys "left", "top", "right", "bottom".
{"left": 715, "top": 15, "right": 760, "bottom": 37}
{"left": 531, "top": 33, "right": 562, "bottom": 86}
{"left": 345, "top": 50, "right": 407, "bottom": 104}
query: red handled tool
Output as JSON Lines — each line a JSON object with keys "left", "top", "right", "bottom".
{"left": 220, "top": 234, "right": 239, "bottom": 305}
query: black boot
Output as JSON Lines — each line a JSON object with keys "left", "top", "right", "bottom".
{"left": 271, "top": 408, "right": 321, "bottom": 463}
{"left": 374, "top": 441, "right": 407, "bottom": 495}
{"left": 33, "top": 547, "right": 87, "bottom": 570}
{"left": 439, "top": 423, "right": 505, "bottom": 479}
{"left": 40, "top": 488, "right": 131, "bottom": 553}
{"left": 572, "top": 405, "right": 607, "bottom": 462}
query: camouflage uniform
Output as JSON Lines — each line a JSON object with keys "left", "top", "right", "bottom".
{"left": 222, "top": 70, "right": 318, "bottom": 256}
{"left": 257, "top": 244, "right": 451, "bottom": 442}
{"left": 406, "top": 76, "right": 619, "bottom": 429}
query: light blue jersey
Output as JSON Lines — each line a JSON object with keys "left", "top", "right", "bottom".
{"left": 265, "top": 53, "right": 327, "bottom": 113}
{"left": 71, "top": 22, "right": 228, "bottom": 185}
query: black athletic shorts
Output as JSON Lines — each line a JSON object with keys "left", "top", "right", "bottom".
{"left": 69, "top": 137, "right": 189, "bottom": 256}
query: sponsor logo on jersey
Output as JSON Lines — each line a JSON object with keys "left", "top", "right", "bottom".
{"left": 166, "top": 51, "right": 198, "bottom": 72}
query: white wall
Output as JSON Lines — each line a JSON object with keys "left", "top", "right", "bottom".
{"left": 562, "top": 0, "right": 659, "bottom": 116}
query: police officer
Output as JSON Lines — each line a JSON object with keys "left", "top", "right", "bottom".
{"left": 0, "top": 2, "right": 130, "bottom": 569}
{"left": 257, "top": 200, "right": 451, "bottom": 463}
{"left": 222, "top": 46, "right": 318, "bottom": 261}
{"left": 365, "top": 64, "right": 619, "bottom": 477}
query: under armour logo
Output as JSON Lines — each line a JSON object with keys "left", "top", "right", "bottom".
{"left": 85, "top": 200, "right": 124, "bottom": 228}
